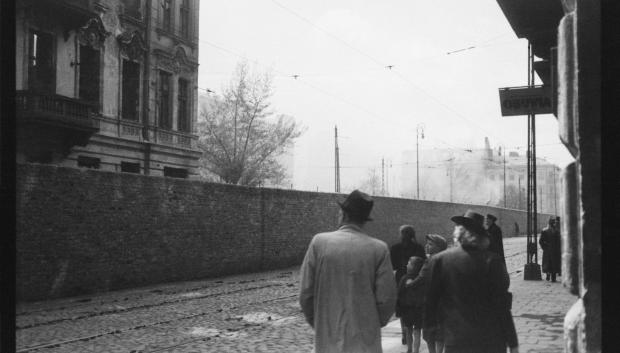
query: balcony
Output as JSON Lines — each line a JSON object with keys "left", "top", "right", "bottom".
{"left": 17, "top": 91, "right": 100, "bottom": 162}
{"left": 17, "top": 91, "right": 99, "bottom": 132}
{"left": 154, "top": 129, "right": 194, "bottom": 149}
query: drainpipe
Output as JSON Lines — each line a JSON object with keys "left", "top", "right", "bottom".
{"left": 141, "top": 0, "right": 152, "bottom": 175}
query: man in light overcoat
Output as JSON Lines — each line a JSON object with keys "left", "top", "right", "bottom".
{"left": 299, "top": 190, "right": 397, "bottom": 353}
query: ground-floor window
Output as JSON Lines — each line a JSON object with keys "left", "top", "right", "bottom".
{"left": 163, "top": 166, "right": 188, "bottom": 178}
{"left": 120, "top": 161, "right": 141, "bottom": 173}
{"left": 77, "top": 156, "right": 100, "bottom": 169}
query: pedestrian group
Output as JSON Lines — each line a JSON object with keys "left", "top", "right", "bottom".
{"left": 299, "top": 189, "right": 554, "bottom": 353}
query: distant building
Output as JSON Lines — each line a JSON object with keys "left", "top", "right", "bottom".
{"left": 16, "top": 0, "right": 201, "bottom": 177}
{"left": 484, "top": 148, "right": 561, "bottom": 214}
{"left": 400, "top": 137, "right": 560, "bottom": 212}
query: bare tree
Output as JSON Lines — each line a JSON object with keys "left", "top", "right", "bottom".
{"left": 197, "top": 61, "right": 303, "bottom": 187}
{"left": 358, "top": 168, "right": 381, "bottom": 196}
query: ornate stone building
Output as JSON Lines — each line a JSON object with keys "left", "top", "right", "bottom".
{"left": 16, "top": 0, "right": 201, "bottom": 177}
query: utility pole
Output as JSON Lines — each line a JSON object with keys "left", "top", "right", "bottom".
{"left": 381, "top": 157, "right": 385, "bottom": 196}
{"left": 416, "top": 124, "right": 425, "bottom": 199}
{"left": 334, "top": 125, "right": 340, "bottom": 193}
{"left": 524, "top": 40, "right": 541, "bottom": 280}
{"left": 386, "top": 159, "right": 390, "bottom": 196}
{"left": 447, "top": 157, "right": 454, "bottom": 203}
{"left": 553, "top": 167, "right": 558, "bottom": 215}
{"left": 518, "top": 176, "right": 522, "bottom": 210}
{"left": 503, "top": 145, "right": 507, "bottom": 208}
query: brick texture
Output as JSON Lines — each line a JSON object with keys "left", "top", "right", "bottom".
{"left": 16, "top": 164, "right": 554, "bottom": 301}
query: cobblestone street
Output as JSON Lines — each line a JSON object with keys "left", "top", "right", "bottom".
{"left": 17, "top": 237, "right": 574, "bottom": 353}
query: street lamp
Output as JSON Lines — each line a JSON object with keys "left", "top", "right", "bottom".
{"left": 416, "top": 124, "right": 425, "bottom": 199}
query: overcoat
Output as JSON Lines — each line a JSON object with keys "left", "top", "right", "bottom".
{"left": 299, "top": 224, "right": 397, "bottom": 353}
{"left": 486, "top": 223, "right": 506, "bottom": 265}
{"left": 539, "top": 226, "right": 561, "bottom": 274}
{"left": 390, "top": 241, "right": 426, "bottom": 284}
{"left": 424, "top": 242, "right": 518, "bottom": 352}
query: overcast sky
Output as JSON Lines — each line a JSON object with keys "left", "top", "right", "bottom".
{"left": 197, "top": 0, "right": 574, "bottom": 194}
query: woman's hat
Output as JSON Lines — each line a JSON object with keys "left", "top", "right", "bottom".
{"left": 451, "top": 210, "right": 487, "bottom": 236}
{"left": 337, "top": 189, "right": 374, "bottom": 221}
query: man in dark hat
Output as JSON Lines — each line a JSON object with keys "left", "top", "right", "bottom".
{"left": 424, "top": 210, "right": 519, "bottom": 353}
{"left": 299, "top": 190, "right": 397, "bottom": 353}
{"left": 485, "top": 214, "right": 506, "bottom": 266}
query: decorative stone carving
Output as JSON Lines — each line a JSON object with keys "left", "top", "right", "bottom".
{"left": 155, "top": 47, "right": 198, "bottom": 74}
{"left": 78, "top": 17, "right": 110, "bottom": 50}
{"left": 117, "top": 30, "right": 146, "bottom": 61}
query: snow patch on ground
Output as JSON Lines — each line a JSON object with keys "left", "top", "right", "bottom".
{"left": 187, "top": 327, "right": 221, "bottom": 337}
{"left": 239, "top": 312, "right": 283, "bottom": 324}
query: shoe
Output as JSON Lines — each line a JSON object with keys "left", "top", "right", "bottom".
{"left": 545, "top": 274, "right": 550, "bottom": 281}
{"left": 402, "top": 336, "right": 406, "bottom": 345}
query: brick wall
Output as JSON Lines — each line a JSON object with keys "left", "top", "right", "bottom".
{"left": 17, "top": 164, "right": 554, "bottom": 301}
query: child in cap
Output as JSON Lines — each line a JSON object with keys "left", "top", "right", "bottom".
{"left": 396, "top": 256, "right": 425, "bottom": 353}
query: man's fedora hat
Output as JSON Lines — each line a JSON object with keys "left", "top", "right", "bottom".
{"left": 486, "top": 214, "right": 497, "bottom": 222}
{"left": 338, "top": 189, "right": 373, "bottom": 221}
{"left": 451, "top": 210, "right": 487, "bottom": 236}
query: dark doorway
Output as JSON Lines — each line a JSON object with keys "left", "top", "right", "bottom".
{"left": 79, "top": 45, "right": 101, "bottom": 110}
{"left": 158, "top": 70, "right": 172, "bottom": 129}
{"left": 122, "top": 60, "right": 140, "bottom": 121}
{"left": 177, "top": 78, "right": 190, "bottom": 132}
{"left": 28, "top": 30, "right": 56, "bottom": 93}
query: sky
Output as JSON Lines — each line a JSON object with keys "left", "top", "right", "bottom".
{"left": 197, "top": 0, "right": 574, "bottom": 194}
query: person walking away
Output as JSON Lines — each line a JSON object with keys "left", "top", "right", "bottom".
{"left": 390, "top": 225, "right": 426, "bottom": 344}
{"left": 424, "top": 210, "right": 519, "bottom": 353}
{"left": 405, "top": 234, "right": 448, "bottom": 353}
{"left": 299, "top": 190, "right": 397, "bottom": 353}
{"left": 396, "top": 256, "right": 425, "bottom": 353}
{"left": 539, "top": 217, "right": 562, "bottom": 282}
{"left": 485, "top": 214, "right": 506, "bottom": 266}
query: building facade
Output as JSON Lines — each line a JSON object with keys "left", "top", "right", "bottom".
{"left": 495, "top": 0, "right": 601, "bottom": 351}
{"left": 485, "top": 150, "right": 561, "bottom": 214}
{"left": 15, "top": 0, "right": 201, "bottom": 177}
{"left": 399, "top": 137, "right": 560, "bottom": 212}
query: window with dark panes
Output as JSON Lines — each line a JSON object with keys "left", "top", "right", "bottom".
{"left": 164, "top": 166, "right": 188, "bottom": 178}
{"left": 77, "top": 156, "right": 101, "bottom": 169}
{"left": 28, "top": 30, "right": 55, "bottom": 93}
{"left": 180, "top": 0, "right": 190, "bottom": 39}
{"left": 177, "top": 78, "right": 190, "bottom": 132}
{"left": 162, "top": 0, "right": 172, "bottom": 32}
{"left": 121, "top": 161, "right": 141, "bottom": 173}
{"left": 122, "top": 60, "right": 140, "bottom": 120}
{"left": 79, "top": 45, "right": 101, "bottom": 109}
{"left": 158, "top": 70, "right": 172, "bottom": 129}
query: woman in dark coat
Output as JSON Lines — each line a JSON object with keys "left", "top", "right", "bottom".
{"left": 539, "top": 217, "right": 561, "bottom": 282}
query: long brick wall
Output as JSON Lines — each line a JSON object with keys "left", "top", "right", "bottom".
{"left": 16, "top": 164, "right": 555, "bottom": 301}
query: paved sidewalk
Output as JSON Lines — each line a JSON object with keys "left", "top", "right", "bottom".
{"left": 382, "top": 273, "right": 575, "bottom": 353}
